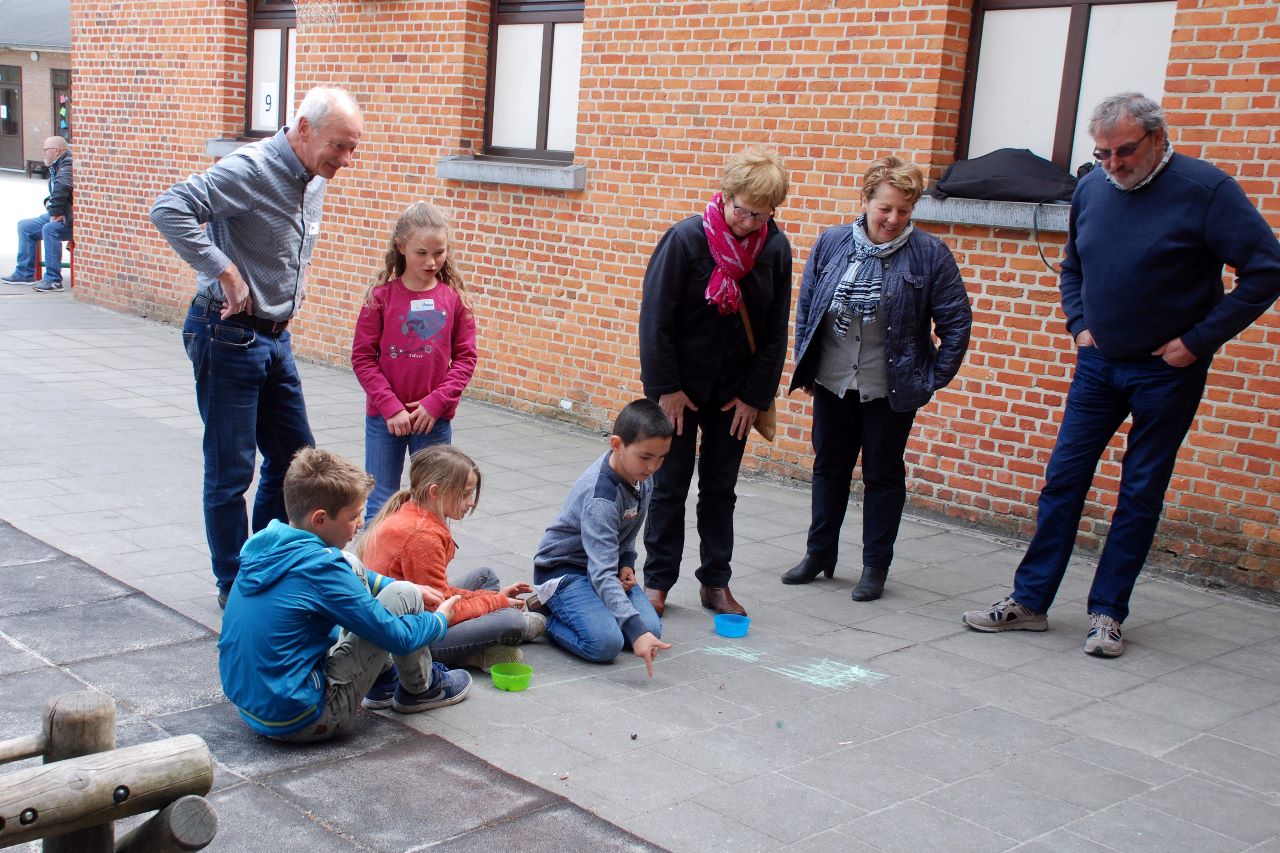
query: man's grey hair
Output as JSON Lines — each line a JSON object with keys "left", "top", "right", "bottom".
{"left": 293, "top": 86, "right": 361, "bottom": 130}
{"left": 1089, "top": 92, "right": 1166, "bottom": 138}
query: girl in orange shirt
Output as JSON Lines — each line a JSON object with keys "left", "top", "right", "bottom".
{"left": 359, "top": 446, "right": 544, "bottom": 671}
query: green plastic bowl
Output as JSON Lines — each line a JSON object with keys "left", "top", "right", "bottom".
{"left": 490, "top": 662, "right": 533, "bottom": 692}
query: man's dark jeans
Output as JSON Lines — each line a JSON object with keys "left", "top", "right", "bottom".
{"left": 1013, "top": 346, "right": 1210, "bottom": 622}
{"left": 183, "top": 296, "right": 314, "bottom": 594}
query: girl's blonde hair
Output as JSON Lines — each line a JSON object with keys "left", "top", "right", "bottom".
{"left": 359, "top": 445, "right": 481, "bottom": 556}
{"left": 363, "top": 202, "right": 472, "bottom": 310}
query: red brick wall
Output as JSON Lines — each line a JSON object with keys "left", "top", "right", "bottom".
{"left": 70, "top": 0, "right": 1279, "bottom": 593}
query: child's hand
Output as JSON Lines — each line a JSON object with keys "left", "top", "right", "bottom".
{"left": 386, "top": 409, "right": 413, "bottom": 437}
{"left": 632, "top": 632, "right": 672, "bottom": 678}
{"left": 436, "top": 594, "right": 463, "bottom": 625}
{"left": 618, "top": 567, "right": 637, "bottom": 592}
{"left": 418, "top": 584, "right": 446, "bottom": 609}
{"left": 406, "top": 402, "right": 435, "bottom": 434}
{"left": 500, "top": 582, "right": 532, "bottom": 599}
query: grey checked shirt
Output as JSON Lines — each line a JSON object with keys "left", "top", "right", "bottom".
{"left": 151, "top": 129, "right": 327, "bottom": 322}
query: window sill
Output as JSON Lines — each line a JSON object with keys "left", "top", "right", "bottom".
{"left": 205, "top": 138, "right": 253, "bottom": 158}
{"left": 912, "top": 196, "right": 1070, "bottom": 234}
{"left": 436, "top": 155, "right": 586, "bottom": 191}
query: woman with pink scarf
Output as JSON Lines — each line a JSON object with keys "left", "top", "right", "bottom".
{"left": 638, "top": 148, "right": 792, "bottom": 618}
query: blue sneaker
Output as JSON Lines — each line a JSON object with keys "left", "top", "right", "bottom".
{"left": 33, "top": 279, "right": 65, "bottom": 292}
{"left": 391, "top": 662, "right": 471, "bottom": 713}
{"left": 362, "top": 664, "right": 400, "bottom": 710}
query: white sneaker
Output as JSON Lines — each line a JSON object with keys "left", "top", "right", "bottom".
{"left": 1084, "top": 613, "right": 1124, "bottom": 658}
{"left": 962, "top": 596, "right": 1048, "bottom": 632}
{"left": 522, "top": 611, "right": 547, "bottom": 642}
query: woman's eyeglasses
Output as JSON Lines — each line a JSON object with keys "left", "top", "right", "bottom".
{"left": 1093, "top": 131, "right": 1149, "bottom": 162}
{"left": 732, "top": 204, "right": 771, "bottom": 222}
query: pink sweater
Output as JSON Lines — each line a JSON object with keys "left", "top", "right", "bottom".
{"left": 351, "top": 277, "right": 478, "bottom": 421}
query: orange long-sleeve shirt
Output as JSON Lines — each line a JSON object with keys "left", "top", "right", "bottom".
{"left": 360, "top": 501, "right": 508, "bottom": 624}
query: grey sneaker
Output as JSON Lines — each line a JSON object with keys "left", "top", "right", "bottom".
{"left": 456, "top": 644, "right": 524, "bottom": 672}
{"left": 962, "top": 596, "right": 1048, "bottom": 632}
{"left": 33, "top": 279, "right": 65, "bottom": 292}
{"left": 1084, "top": 613, "right": 1124, "bottom": 657}
{"left": 3, "top": 274, "right": 37, "bottom": 284}
{"left": 522, "top": 610, "right": 547, "bottom": 642}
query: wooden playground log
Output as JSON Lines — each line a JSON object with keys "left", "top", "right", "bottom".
{"left": 0, "top": 734, "right": 213, "bottom": 848}
{"left": 0, "top": 735, "right": 45, "bottom": 766}
{"left": 114, "top": 795, "right": 218, "bottom": 853}
{"left": 42, "top": 689, "right": 116, "bottom": 853}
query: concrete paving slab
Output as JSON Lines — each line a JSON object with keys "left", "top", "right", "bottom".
{"left": 1066, "top": 800, "right": 1246, "bottom": 852}
{"left": 695, "top": 773, "right": 866, "bottom": 844}
{"left": 4, "top": 297, "right": 1280, "bottom": 851}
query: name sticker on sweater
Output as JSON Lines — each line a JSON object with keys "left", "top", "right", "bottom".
{"left": 410, "top": 298, "right": 436, "bottom": 312}
{"left": 307, "top": 222, "right": 320, "bottom": 235}
{"left": 622, "top": 507, "right": 639, "bottom": 521}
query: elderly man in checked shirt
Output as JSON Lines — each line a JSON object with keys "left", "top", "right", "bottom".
{"left": 151, "top": 86, "right": 363, "bottom": 609}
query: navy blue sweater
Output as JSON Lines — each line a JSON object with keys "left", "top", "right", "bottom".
{"left": 1061, "top": 153, "right": 1280, "bottom": 360}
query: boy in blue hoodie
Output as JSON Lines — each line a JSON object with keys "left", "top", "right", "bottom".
{"left": 218, "top": 448, "right": 470, "bottom": 742}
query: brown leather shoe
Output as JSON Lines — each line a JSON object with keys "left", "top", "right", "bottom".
{"left": 644, "top": 587, "right": 667, "bottom": 617}
{"left": 699, "top": 584, "right": 747, "bottom": 616}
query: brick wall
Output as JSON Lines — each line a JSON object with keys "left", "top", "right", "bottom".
{"left": 70, "top": 0, "right": 1279, "bottom": 593}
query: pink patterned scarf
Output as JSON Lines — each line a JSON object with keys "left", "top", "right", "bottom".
{"left": 701, "top": 192, "right": 769, "bottom": 315}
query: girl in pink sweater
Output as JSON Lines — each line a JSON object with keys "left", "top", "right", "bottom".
{"left": 353, "top": 202, "right": 478, "bottom": 520}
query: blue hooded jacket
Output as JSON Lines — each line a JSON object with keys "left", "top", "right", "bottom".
{"left": 217, "top": 520, "right": 447, "bottom": 736}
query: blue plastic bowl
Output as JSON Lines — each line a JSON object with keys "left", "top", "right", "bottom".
{"left": 713, "top": 613, "right": 750, "bottom": 638}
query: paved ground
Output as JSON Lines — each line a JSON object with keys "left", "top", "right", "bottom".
{"left": 1, "top": 294, "right": 1279, "bottom": 852}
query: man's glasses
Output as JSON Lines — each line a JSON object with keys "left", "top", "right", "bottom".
{"left": 732, "top": 204, "right": 770, "bottom": 222}
{"left": 1093, "top": 131, "right": 1149, "bottom": 162}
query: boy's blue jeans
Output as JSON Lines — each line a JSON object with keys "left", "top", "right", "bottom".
{"left": 183, "top": 296, "right": 314, "bottom": 594}
{"left": 544, "top": 574, "right": 663, "bottom": 663}
{"left": 1012, "top": 347, "right": 1210, "bottom": 622}
{"left": 15, "top": 213, "right": 72, "bottom": 283}
{"left": 364, "top": 414, "right": 451, "bottom": 521}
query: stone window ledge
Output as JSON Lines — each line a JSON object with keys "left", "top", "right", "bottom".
{"left": 437, "top": 155, "right": 586, "bottom": 191}
{"left": 205, "top": 138, "right": 252, "bottom": 158}
{"left": 912, "top": 196, "right": 1070, "bottom": 233}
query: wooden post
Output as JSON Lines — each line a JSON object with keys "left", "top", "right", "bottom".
{"left": 0, "top": 734, "right": 213, "bottom": 848}
{"left": 114, "top": 795, "right": 218, "bottom": 853}
{"left": 42, "top": 690, "right": 116, "bottom": 853}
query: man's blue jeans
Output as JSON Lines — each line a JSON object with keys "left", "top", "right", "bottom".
{"left": 183, "top": 296, "right": 314, "bottom": 594}
{"left": 544, "top": 573, "right": 663, "bottom": 663}
{"left": 15, "top": 213, "right": 72, "bottom": 283}
{"left": 363, "top": 414, "right": 451, "bottom": 521}
{"left": 1012, "top": 346, "right": 1211, "bottom": 622}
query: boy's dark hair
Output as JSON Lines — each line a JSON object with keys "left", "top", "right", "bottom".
{"left": 613, "top": 398, "right": 674, "bottom": 444}
{"left": 284, "top": 447, "right": 375, "bottom": 526}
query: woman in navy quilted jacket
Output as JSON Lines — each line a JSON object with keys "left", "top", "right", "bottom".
{"left": 783, "top": 156, "right": 972, "bottom": 602}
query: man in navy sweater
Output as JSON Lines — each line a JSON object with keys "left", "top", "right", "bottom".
{"left": 963, "top": 92, "right": 1280, "bottom": 658}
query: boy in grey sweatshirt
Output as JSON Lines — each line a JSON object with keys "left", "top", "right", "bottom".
{"left": 532, "top": 399, "right": 673, "bottom": 675}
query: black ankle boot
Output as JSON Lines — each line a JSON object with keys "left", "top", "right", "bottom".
{"left": 781, "top": 555, "right": 836, "bottom": 585}
{"left": 851, "top": 565, "right": 888, "bottom": 601}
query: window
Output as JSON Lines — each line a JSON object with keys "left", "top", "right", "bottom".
{"left": 52, "top": 69, "right": 72, "bottom": 142}
{"left": 958, "top": 0, "right": 1176, "bottom": 173}
{"left": 246, "top": 0, "right": 297, "bottom": 136}
{"left": 484, "top": 0, "right": 584, "bottom": 162}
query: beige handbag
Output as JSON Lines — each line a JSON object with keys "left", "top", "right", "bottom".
{"left": 737, "top": 302, "right": 777, "bottom": 442}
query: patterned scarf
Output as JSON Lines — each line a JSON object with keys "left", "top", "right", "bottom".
{"left": 826, "top": 214, "right": 913, "bottom": 337}
{"left": 702, "top": 192, "right": 769, "bottom": 316}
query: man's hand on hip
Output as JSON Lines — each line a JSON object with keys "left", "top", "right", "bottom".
{"left": 218, "top": 264, "right": 253, "bottom": 319}
{"left": 1153, "top": 337, "right": 1197, "bottom": 367}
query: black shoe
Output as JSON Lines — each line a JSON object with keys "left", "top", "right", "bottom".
{"left": 781, "top": 555, "right": 836, "bottom": 585}
{"left": 217, "top": 591, "right": 228, "bottom": 610}
{"left": 851, "top": 565, "right": 888, "bottom": 601}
